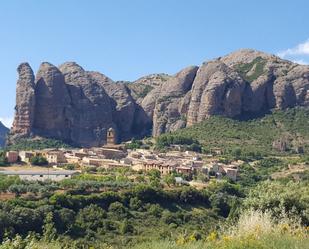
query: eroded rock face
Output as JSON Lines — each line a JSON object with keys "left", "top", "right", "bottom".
{"left": 11, "top": 63, "right": 36, "bottom": 137}
{"left": 34, "top": 62, "right": 71, "bottom": 140}
{"left": 187, "top": 61, "right": 246, "bottom": 126}
{"left": 59, "top": 63, "right": 114, "bottom": 147}
{"left": 152, "top": 66, "right": 198, "bottom": 136}
{"left": 9, "top": 49, "right": 309, "bottom": 146}
{"left": 88, "top": 71, "right": 138, "bottom": 141}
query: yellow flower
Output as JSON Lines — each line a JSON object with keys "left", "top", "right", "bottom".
{"left": 280, "top": 223, "right": 290, "bottom": 234}
{"left": 206, "top": 231, "right": 218, "bottom": 242}
{"left": 222, "top": 235, "right": 231, "bottom": 243}
{"left": 176, "top": 235, "right": 186, "bottom": 245}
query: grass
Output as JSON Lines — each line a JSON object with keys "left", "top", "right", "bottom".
{"left": 2, "top": 210, "right": 307, "bottom": 249}
{"left": 131, "top": 210, "right": 309, "bottom": 249}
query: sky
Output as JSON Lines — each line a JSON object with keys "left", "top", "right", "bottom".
{"left": 1, "top": 0, "right": 309, "bottom": 128}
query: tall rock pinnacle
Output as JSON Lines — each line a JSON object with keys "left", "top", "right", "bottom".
{"left": 11, "top": 63, "right": 36, "bottom": 136}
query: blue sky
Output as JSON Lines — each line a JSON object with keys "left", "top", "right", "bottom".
{"left": 1, "top": 0, "right": 309, "bottom": 128}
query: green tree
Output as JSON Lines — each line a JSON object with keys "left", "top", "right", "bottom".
{"left": 30, "top": 155, "right": 48, "bottom": 166}
{"left": 75, "top": 204, "right": 107, "bottom": 232}
{"left": 119, "top": 219, "right": 134, "bottom": 234}
{"left": 163, "top": 174, "right": 176, "bottom": 186}
{"left": 43, "top": 212, "right": 57, "bottom": 242}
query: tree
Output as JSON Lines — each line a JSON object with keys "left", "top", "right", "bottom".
{"left": 30, "top": 155, "right": 48, "bottom": 166}
{"left": 129, "top": 197, "right": 142, "bottom": 211}
{"left": 108, "top": 202, "right": 128, "bottom": 219}
{"left": 119, "top": 219, "right": 134, "bottom": 234}
{"left": 43, "top": 212, "right": 57, "bottom": 242}
{"left": 8, "top": 184, "right": 27, "bottom": 197}
{"left": 163, "top": 174, "right": 176, "bottom": 186}
{"left": 75, "top": 204, "right": 106, "bottom": 232}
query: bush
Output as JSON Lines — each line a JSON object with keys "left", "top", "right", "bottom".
{"left": 30, "top": 155, "right": 48, "bottom": 166}
{"left": 126, "top": 138, "right": 143, "bottom": 150}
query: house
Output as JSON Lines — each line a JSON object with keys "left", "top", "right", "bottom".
{"left": 46, "top": 151, "right": 67, "bottom": 164}
{"left": 96, "top": 148, "right": 126, "bottom": 159}
{"left": 65, "top": 154, "right": 81, "bottom": 164}
{"left": 223, "top": 167, "right": 238, "bottom": 181}
{"left": 129, "top": 151, "right": 142, "bottom": 159}
{"left": 140, "top": 160, "right": 176, "bottom": 175}
{"left": 82, "top": 157, "right": 120, "bottom": 167}
{"left": 72, "top": 151, "right": 88, "bottom": 159}
{"left": 19, "top": 151, "right": 35, "bottom": 163}
{"left": 120, "top": 158, "right": 132, "bottom": 165}
{"left": 176, "top": 166, "right": 193, "bottom": 175}
{"left": 204, "top": 163, "right": 238, "bottom": 181}
{"left": 6, "top": 151, "right": 19, "bottom": 163}
{"left": 0, "top": 170, "right": 79, "bottom": 181}
{"left": 212, "top": 148, "right": 223, "bottom": 155}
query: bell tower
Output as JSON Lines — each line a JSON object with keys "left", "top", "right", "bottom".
{"left": 106, "top": 127, "right": 117, "bottom": 145}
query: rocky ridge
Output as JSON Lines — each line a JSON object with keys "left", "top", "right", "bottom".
{"left": 9, "top": 49, "right": 309, "bottom": 147}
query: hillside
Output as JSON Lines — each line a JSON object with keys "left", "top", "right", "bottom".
{"left": 0, "top": 121, "right": 8, "bottom": 147}
{"left": 8, "top": 49, "right": 309, "bottom": 147}
{"left": 157, "top": 107, "right": 309, "bottom": 156}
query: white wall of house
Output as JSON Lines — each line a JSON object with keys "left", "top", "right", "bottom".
{"left": 17, "top": 174, "right": 72, "bottom": 181}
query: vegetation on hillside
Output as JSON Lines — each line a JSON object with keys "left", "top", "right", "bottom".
{"left": 7, "top": 138, "right": 72, "bottom": 151}
{"left": 235, "top": 56, "right": 267, "bottom": 82}
{"left": 156, "top": 108, "right": 309, "bottom": 156}
{"left": 0, "top": 162, "right": 307, "bottom": 248}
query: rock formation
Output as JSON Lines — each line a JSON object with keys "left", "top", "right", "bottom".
{"left": 0, "top": 122, "right": 9, "bottom": 147}
{"left": 9, "top": 49, "right": 309, "bottom": 147}
{"left": 11, "top": 63, "right": 35, "bottom": 136}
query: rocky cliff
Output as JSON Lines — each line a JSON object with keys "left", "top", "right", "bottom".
{"left": 0, "top": 122, "right": 9, "bottom": 147}
{"left": 9, "top": 49, "right": 309, "bottom": 147}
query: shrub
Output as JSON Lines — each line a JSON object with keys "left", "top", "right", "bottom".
{"left": 30, "top": 155, "right": 48, "bottom": 166}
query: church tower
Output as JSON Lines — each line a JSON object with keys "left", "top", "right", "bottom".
{"left": 106, "top": 127, "right": 117, "bottom": 145}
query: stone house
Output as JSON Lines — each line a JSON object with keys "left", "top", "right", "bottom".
{"left": 6, "top": 151, "right": 19, "bottom": 163}
{"left": 175, "top": 166, "right": 193, "bottom": 175}
{"left": 19, "top": 151, "right": 35, "bottom": 163}
{"left": 141, "top": 160, "right": 176, "bottom": 175}
{"left": 46, "top": 151, "right": 67, "bottom": 165}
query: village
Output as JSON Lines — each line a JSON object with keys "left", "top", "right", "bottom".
{"left": 1, "top": 128, "right": 240, "bottom": 185}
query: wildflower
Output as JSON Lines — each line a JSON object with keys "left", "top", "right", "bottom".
{"left": 206, "top": 231, "right": 218, "bottom": 242}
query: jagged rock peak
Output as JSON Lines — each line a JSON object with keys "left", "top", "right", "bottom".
{"left": 17, "top": 62, "right": 35, "bottom": 86}
{"left": 9, "top": 49, "right": 309, "bottom": 145}
{"left": 59, "top": 62, "right": 85, "bottom": 74}
{"left": 10, "top": 62, "right": 36, "bottom": 137}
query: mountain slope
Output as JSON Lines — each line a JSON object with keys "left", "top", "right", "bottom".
{"left": 8, "top": 49, "right": 309, "bottom": 146}
{"left": 157, "top": 107, "right": 309, "bottom": 155}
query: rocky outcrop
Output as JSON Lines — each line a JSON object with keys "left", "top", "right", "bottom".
{"left": 9, "top": 49, "right": 309, "bottom": 146}
{"left": 187, "top": 61, "right": 246, "bottom": 125}
{"left": 34, "top": 62, "right": 71, "bottom": 140}
{"left": 58, "top": 63, "right": 115, "bottom": 147}
{"left": 152, "top": 66, "right": 198, "bottom": 136}
{"left": 88, "top": 71, "right": 138, "bottom": 141}
{"left": 11, "top": 63, "right": 35, "bottom": 136}
{"left": 0, "top": 122, "right": 9, "bottom": 147}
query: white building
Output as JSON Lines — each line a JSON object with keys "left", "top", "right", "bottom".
{"left": 0, "top": 170, "right": 79, "bottom": 181}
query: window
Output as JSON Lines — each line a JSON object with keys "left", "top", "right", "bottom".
{"left": 40, "top": 175, "right": 43, "bottom": 177}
